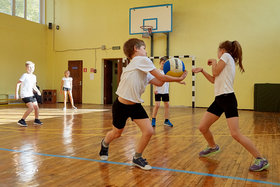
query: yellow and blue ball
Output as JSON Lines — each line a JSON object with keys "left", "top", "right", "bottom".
{"left": 163, "top": 58, "right": 185, "bottom": 77}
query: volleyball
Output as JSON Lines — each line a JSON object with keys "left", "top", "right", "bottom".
{"left": 163, "top": 58, "right": 185, "bottom": 77}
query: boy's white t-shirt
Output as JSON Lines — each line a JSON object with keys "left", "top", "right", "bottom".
{"left": 116, "top": 56, "right": 156, "bottom": 103}
{"left": 155, "top": 70, "right": 169, "bottom": 94}
{"left": 62, "top": 77, "right": 73, "bottom": 88}
{"left": 19, "top": 73, "right": 37, "bottom": 98}
{"left": 214, "top": 53, "right": 236, "bottom": 96}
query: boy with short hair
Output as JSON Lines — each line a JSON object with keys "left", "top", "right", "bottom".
{"left": 151, "top": 57, "right": 185, "bottom": 127}
{"left": 15, "top": 61, "right": 43, "bottom": 127}
{"left": 99, "top": 38, "right": 187, "bottom": 170}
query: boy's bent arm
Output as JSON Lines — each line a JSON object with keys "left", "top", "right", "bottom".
{"left": 60, "top": 80, "right": 64, "bottom": 91}
{"left": 149, "top": 78, "right": 164, "bottom": 87}
{"left": 33, "top": 84, "right": 41, "bottom": 95}
{"left": 15, "top": 81, "right": 21, "bottom": 99}
{"left": 150, "top": 69, "right": 187, "bottom": 83}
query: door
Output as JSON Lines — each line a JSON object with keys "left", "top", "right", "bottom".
{"left": 104, "top": 60, "right": 113, "bottom": 104}
{"left": 103, "top": 59, "right": 123, "bottom": 104}
{"left": 68, "top": 60, "right": 83, "bottom": 104}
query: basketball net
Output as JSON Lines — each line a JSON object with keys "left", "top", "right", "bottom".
{"left": 140, "top": 26, "right": 153, "bottom": 38}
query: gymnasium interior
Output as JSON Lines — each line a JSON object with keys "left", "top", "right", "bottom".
{"left": 0, "top": 0, "right": 280, "bottom": 186}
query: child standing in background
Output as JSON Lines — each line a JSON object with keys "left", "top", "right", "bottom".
{"left": 192, "top": 40, "right": 269, "bottom": 171}
{"left": 61, "top": 70, "right": 77, "bottom": 110}
{"left": 15, "top": 61, "right": 43, "bottom": 127}
{"left": 151, "top": 57, "right": 185, "bottom": 127}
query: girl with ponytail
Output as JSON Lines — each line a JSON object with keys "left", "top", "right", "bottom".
{"left": 192, "top": 40, "right": 269, "bottom": 172}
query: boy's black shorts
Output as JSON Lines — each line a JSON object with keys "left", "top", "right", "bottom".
{"left": 155, "top": 94, "right": 169, "bottom": 102}
{"left": 207, "top": 92, "right": 239, "bottom": 118}
{"left": 22, "top": 96, "right": 37, "bottom": 104}
{"left": 112, "top": 98, "right": 148, "bottom": 129}
{"left": 63, "top": 87, "right": 71, "bottom": 91}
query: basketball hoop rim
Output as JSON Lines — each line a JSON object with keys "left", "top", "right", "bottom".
{"left": 140, "top": 25, "right": 153, "bottom": 32}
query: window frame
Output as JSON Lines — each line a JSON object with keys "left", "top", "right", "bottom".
{"left": 2, "top": 0, "right": 45, "bottom": 24}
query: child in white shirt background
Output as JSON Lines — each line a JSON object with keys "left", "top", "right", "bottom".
{"left": 60, "top": 70, "right": 77, "bottom": 110}
{"left": 15, "top": 61, "right": 43, "bottom": 127}
{"left": 151, "top": 57, "right": 186, "bottom": 127}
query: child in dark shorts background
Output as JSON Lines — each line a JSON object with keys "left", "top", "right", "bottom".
{"left": 15, "top": 61, "right": 43, "bottom": 127}
{"left": 151, "top": 57, "right": 185, "bottom": 127}
{"left": 60, "top": 70, "right": 77, "bottom": 111}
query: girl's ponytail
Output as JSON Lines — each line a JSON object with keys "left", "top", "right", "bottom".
{"left": 219, "top": 40, "right": 244, "bottom": 73}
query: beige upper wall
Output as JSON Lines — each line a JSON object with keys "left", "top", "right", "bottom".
{"left": 0, "top": 13, "right": 49, "bottom": 97}
{"left": 1, "top": 0, "right": 279, "bottom": 109}
{"left": 46, "top": 0, "right": 280, "bottom": 109}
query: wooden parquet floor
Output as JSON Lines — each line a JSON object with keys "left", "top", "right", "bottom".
{"left": 0, "top": 104, "right": 279, "bottom": 187}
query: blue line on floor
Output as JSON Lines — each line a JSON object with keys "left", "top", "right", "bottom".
{"left": 1, "top": 147, "right": 279, "bottom": 186}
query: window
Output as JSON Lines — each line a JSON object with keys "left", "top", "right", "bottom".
{"left": 0, "top": 0, "right": 44, "bottom": 24}
{"left": 15, "top": 0, "right": 24, "bottom": 18}
{"left": 0, "top": 0, "right": 12, "bottom": 15}
{"left": 27, "top": 0, "right": 40, "bottom": 23}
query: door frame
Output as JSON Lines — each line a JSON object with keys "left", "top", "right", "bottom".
{"left": 102, "top": 58, "right": 123, "bottom": 104}
{"left": 68, "top": 60, "right": 83, "bottom": 104}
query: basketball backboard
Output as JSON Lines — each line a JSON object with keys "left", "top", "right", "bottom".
{"left": 129, "top": 4, "right": 173, "bottom": 35}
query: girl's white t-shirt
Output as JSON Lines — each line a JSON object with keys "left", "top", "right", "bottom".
{"left": 155, "top": 70, "right": 169, "bottom": 94}
{"left": 214, "top": 53, "right": 236, "bottom": 96}
{"left": 62, "top": 77, "right": 73, "bottom": 88}
{"left": 116, "top": 56, "right": 156, "bottom": 103}
{"left": 19, "top": 73, "right": 37, "bottom": 98}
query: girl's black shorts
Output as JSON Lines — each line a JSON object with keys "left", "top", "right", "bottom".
{"left": 207, "top": 92, "right": 239, "bottom": 118}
